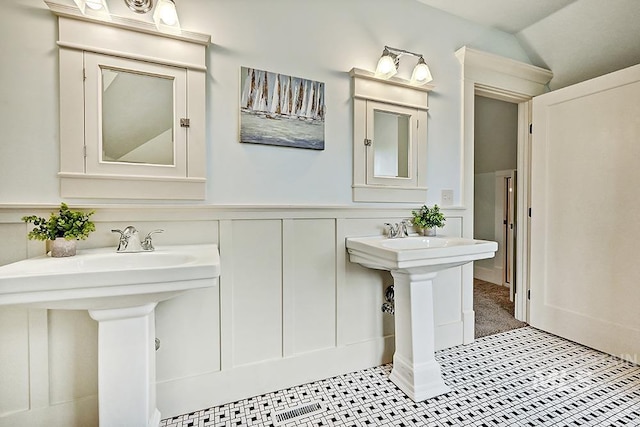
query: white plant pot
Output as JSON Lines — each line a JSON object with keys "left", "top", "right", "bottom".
{"left": 421, "top": 228, "right": 436, "bottom": 236}
{"left": 50, "top": 237, "right": 77, "bottom": 257}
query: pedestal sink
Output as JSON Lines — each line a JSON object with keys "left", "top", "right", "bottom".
{"left": 346, "top": 235, "right": 497, "bottom": 401}
{"left": 0, "top": 244, "right": 221, "bottom": 427}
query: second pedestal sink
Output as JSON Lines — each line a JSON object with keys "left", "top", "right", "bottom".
{"left": 0, "top": 244, "right": 221, "bottom": 427}
{"left": 346, "top": 235, "right": 497, "bottom": 402}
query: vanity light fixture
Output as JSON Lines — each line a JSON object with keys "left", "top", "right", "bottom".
{"left": 375, "top": 46, "right": 433, "bottom": 84}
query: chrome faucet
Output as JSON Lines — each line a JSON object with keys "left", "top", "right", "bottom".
{"left": 384, "top": 220, "right": 411, "bottom": 238}
{"left": 111, "top": 226, "right": 164, "bottom": 253}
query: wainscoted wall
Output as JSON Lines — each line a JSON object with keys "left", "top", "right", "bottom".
{"left": 0, "top": 204, "right": 470, "bottom": 426}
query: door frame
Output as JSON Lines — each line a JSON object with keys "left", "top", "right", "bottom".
{"left": 456, "top": 47, "right": 552, "bottom": 324}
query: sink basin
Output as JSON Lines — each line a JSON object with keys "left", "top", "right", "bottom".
{"left": 0, "top": 243, "right": 220, "bottom": 426}
{"left": 346, "top": 235, "right": 497, "bottom": 273}
{"left": 0, "top": 244, "right": 220, "bottom": 310}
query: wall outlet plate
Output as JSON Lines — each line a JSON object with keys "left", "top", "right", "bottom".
{"left": 441, "top": 189, "right": 454, "bottom": 206}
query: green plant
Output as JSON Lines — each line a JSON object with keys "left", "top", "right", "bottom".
{"left": 22, "top": 203, "right": 95, "bottom": 241}
{"left": 411, "top": 204, "right": 446, "bottom": 229}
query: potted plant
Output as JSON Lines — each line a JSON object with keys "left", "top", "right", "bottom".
{"left": 22, "top": 203, "right": 95, "bottom": 257}
{"left": 411, "top": 204, "right": 446, "bottom": 236}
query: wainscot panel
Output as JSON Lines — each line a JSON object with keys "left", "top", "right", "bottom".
{"left": 0, "top": 205, "right": 469, "bottom": 425}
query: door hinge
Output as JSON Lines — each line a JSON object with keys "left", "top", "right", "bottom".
{"left": 180, "top": 118, "right": 190, "bottom": 128}
{"left": 529, "top": 123, "right": 532, "bottom": 134}
{"left": 528, "top": 207, "right": 532, "bottom": 218}
{"left": 527, "top": 289, "right": 531, "bottom": 300}
{"left": 364, "top": 138, "right": 372, "bottom": 146}
{"left": 83, "top": 68, "right": 86, "bottom": 81}
{"left": 83, "top": 145, "right": 87, "bottom": 158}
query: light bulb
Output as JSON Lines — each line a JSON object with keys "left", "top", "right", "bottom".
{"left": 375, "top": 49, "right": 397, "bottom": 79}
{"left": 159, "top": 1, "right": 177, "bottom": 25}
{"left": 85, "top": 0, "right": 103, "bottom": 10}
{"left": 377, "top": 56, "right": 395, "bottom": 74}
{"left": 411, "top": 58, "right": 433, "bottom": 84}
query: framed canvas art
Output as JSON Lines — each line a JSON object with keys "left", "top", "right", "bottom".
{"left": 240, "top": 67, "right": 325, "bottom": 150}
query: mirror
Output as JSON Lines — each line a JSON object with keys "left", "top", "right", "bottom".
{"left": 373, "top": 109, "right": 410, "bottom": 178}
{"left": 101, "top": 67, "right": 174, "bottom": 166}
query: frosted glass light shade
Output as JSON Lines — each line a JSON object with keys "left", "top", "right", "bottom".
{"left": 154, "top": 0, "right": 181, "bottom": 33}
{"left": 73, "top": 0, "right": 109, "bottom": 17}
{"left": 375, "top": 51, "right": 398, "bottom": 79}
{"left": 411, "top": 58, "right": 433, "bottom": 84}
{"left": 85, "top": 0, "right": 104, "bottom": 10}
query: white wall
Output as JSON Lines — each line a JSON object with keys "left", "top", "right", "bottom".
{"left": 0, "top": 1, "right": 535, "bottom": 425}
{"left": 0, "top": 0, "right": 531, "bottom": 205}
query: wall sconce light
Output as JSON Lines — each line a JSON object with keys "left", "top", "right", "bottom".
{"left": 375, "top": 46, "right": 433, "bottom": 84}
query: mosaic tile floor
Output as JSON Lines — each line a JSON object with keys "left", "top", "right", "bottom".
{"left": 160, "top": 327, "right": 640, "bottom": 426}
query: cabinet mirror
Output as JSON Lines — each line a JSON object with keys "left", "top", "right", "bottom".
{"left": 372, "top": 109, "right": 410, "bottom": 178}
{"left": 101, "top": 67, "right": 174, "bottom": 166}
{"left": 51, "top": 3, "right": 210, "bottom": 200}
{"left": 350, "top": 68, "right": 431, "bottom": 202}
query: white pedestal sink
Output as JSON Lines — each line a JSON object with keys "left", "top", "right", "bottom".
{"left": 0, "top": 244, "right": 221, "bottom": 426}
{"left": 346, "top": 235, "right": 497, "bottom": 401}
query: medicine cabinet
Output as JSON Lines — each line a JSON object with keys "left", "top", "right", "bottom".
{"left": 47, "top": 1, "right": 210, "bottom": 199}
{"left": 350, "top": 68, "right": 432, "bottom": 202}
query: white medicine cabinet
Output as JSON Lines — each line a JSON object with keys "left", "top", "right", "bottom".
{"left": 47, "top": 1, "right": 210, "bottom": 200}
{"left": 350, "top": 68, "right": 432, "bottom": 203}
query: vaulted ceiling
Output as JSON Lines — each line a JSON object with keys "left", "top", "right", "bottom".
{"left": 417, "top": 0, "right": 640, "bottom": 89}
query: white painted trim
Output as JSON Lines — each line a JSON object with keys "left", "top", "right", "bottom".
{"left": 0, "top": 204, "right": 463, "bottom": 223}
{"left": 52, "top": 7, "right": 208, "bottom": 201}
{"left": 474, "top": 265, "right": 502, "bottom": 285}
{"left": 351, "top": 68, "right": 431, "bottom": 203}
{"left": 59, "top": 174, "right": 206, "bottom": 200}
{"left": 455, "top": 47, "right": 553, "bottom": 94}
{"left": 350, "top": 68, "right": 435, "bottom": 93}
{"left": 456, "top": 46, "right": 552, "bottom": 324}
{"left": 57, "top": 42, "right": 207, "bottom": 71}
{"left": 156, "top": 336, "right": 395, "bottom": 417}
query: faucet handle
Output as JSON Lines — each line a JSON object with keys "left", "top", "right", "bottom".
{"left": 399, "top": 220, "right": 410, "bottom": 237}
{"left": 384, "top": 222, "right": 399, "bottom": 238}
{"left": 142, "top": 229, "right": 164, "bottom": 251}
{"left": 144, "top": 229, "right": 164, "bottom": 239}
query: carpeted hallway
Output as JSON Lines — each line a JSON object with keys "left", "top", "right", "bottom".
{"left": 474, "top": 278, "right": 527, "bottom": 338}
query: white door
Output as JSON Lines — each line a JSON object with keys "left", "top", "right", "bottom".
{"left": 530, "top": 63, "right": 640, "bottom": 361}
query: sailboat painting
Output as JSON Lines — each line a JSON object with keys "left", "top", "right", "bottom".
{"left": 240, "top": 67, "right": 325, "bottom": 150}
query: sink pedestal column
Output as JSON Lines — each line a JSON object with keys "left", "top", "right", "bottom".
{"left": 89, "top": 303, "right": 161, "bottom": 427}
{"left": 388, "top": 271, "right": 451, "bottom": 401}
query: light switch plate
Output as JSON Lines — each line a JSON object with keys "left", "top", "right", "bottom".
{"left": 441, "top": 189, "right": 454, "bottom": 206}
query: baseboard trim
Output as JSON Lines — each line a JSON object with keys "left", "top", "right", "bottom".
{"left": 0, "top": 395, "right": 98, "bottom": 427}
{"left": 474, "top": 266, "right": 502, "bottom": 285}
{"left": 156, "top": 336, "right": 395, "bottom": 419}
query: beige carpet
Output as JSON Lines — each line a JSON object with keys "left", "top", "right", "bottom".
{"left": 474, "top": 279, "right": 527, "bottom": 338}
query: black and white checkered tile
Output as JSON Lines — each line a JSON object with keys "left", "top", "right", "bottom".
{"left": 160, "top": 327, "right": 640, "bottom": 426}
